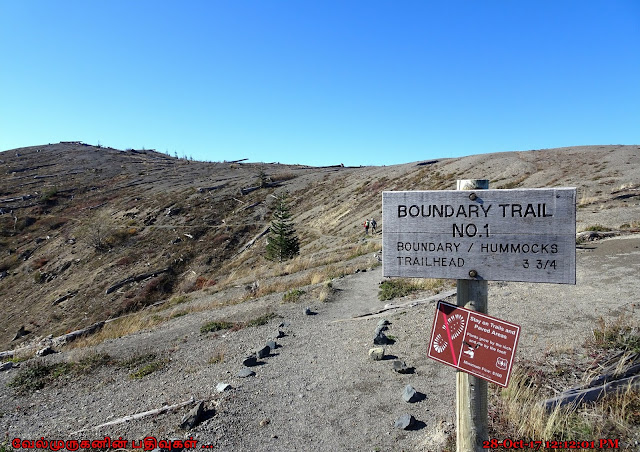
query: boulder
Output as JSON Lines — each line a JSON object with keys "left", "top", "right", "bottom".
{"left": 395, "top": 413, "right": 416, "bottom": 430}
{"left": 238, "top": 367, "right": 256, "bottom": 378}
{"left": 374, "top": 330, "right": 392, "bottom": 345}
{"left": 368, "top": 347, "right": 385, "bottom": 361}
{"left": 256, "top": 346, "right": 271, "bottom": 359}
{"left": 392, "top": 360, "right": 413, "bottom": 374}
{"left": 402, "top": 385, "right": 420, "bottom": 403}
{"left": 243, "top": 355, "right": 258, "bottom": 367}
{"left": 180, "top": 401, "right": 204, "bottom": 429}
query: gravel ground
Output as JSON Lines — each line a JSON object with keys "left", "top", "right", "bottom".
{"left": 2, "top": 235, "right": 639, "bottom": 451}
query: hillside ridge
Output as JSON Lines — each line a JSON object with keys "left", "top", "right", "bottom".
{"left": 0, "top": 143, "right": 639, "bottom": 351}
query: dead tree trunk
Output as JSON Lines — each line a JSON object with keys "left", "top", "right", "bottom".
{"left": 105, "top": 267, "right": 171, "bottom": 294}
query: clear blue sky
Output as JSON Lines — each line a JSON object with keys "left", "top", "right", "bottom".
{"left": 1, "top": 1, "right": 638, "bottom": 166}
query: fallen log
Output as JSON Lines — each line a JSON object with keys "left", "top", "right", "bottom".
{"left": 242, "top": 201, "right": 263, "bottom": 211}
{"left": 197, "top": 184, "right": 226, "bottom": 193}
{"left": 241, "top": 182, "right": 281, "bottom": 195}
{"left": 52, "top": 321, "right": 105, "bottom": 346}
{"left": 234, "top": 227, "right": 270, "bottom": 256}
{"left": 332, "top": 288, "right": 458, "bottom": 322}
{"left": 7, "top": 163, "right": 56, "bottom": 174}
{"left": 543, "top": 352, "right": 640, "bottom": 410}
{"left": 81, "top": 202, "right": 107, "bottom": 211}
{"left": 0, "top": 195, "right": 37, "bottom": 203}
{"left": 576, "top": 231, "right": 620, "bottom": 242}
{"left": 0, "top": 350, "right": 15, "bottom": 360}
{"left": 240, "top": 186, "right": 260, "bottom": 195}
{"left": 105, "top": 267, "right": 171, "bottom": 294}
{"left": 70, "top": 397, "right": 197, "bottom": 435}
{"left": 52, "top": 290, "right": 78, "bottom": 306}
{"left": 543, "top": 375, "right": 640, "bottom": 411}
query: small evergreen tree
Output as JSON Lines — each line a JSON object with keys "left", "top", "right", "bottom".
{"left": 266, "top": 193, "right": 300, "bottom": 262}
{"left": 256, "top": 167, "right": 270, "bottom": 188}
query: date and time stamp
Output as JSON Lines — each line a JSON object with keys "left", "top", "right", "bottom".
{"left": 483, "top": 439, "right": 620, "bottom": 450}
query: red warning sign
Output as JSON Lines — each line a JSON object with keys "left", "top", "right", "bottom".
{"left": 428, "top": 301, "right": 520, "bottom": 387}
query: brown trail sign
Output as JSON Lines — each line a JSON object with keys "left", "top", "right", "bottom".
{"left": 428, "top": 301, "right": 520, "bottom": 388}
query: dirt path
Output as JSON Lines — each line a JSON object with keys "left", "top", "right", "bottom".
{"left": 2, "top": 237, "right": 639, "bottom": 451}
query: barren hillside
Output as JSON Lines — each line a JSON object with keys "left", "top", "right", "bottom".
{"left": 0, "top": 143, "right": 638, "bottom": 352}
{"left": 1, "top": 143, "right": 640, "bottom": 450}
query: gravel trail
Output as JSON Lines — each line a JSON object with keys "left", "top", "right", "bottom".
{"left": 1, "top": 236, "right": 639, "bottom": 451}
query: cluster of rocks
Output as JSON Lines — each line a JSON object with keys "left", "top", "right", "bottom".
{"left": 237, "top": 343, "right": 273, "bottom": 378}
{"left": 368, "top": 318, "right": 425, "bottom": 431}
{"left": 235, "top": 323, "right": 288, "bottom": 379}
{"left": 188, "top": 323, "right": 291, "bottom": 433}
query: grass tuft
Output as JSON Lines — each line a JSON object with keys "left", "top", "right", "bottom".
{"left": 282, "top": 289, "right": 305, "bottom": 303}
{"left": 208, "top": 351, "right": 225, "bottom": 364}
{"left": 8, "top": 352, "right": 114, "bottom": 394}
{"left": 583, "top": 225, "right": 613, "bottom": 232}
{"left": 128, "top": 359, "right": 166, "bottom": 380}
{"left": 245, "top": 312, "right": 278, "bottom": 327}
{"left": 378, "top": 278, "right": 446, "bottom": 300}
{"left": 589, "top": 315, "right": 640, "bottom": 353}
{"left": 200, "top": 320, "right": 235, "bottom": 334}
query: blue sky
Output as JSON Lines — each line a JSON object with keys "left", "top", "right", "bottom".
{"left": 1, "top": 1, "right": 638, "bottom": 166}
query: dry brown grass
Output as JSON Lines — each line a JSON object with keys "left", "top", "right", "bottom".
{"left": 491, "top": 367, "right": 640, "bottom": 444}
{"left": 69, "top": 313, "right": 162, "bottom": 349}
{"left": 578, "top": 189, "right": 600, "bottom": 207}
{"left": 489, "top": 314, "right": 640, "bottom": 447}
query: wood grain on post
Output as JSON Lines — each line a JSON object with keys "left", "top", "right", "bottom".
{"left": 456, "top": 179, "right": 489, "bottom": 452}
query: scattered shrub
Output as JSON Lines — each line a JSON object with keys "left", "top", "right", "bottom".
{"left": 245, "top": 312, "right": 278, "bottom": 327}
{"left": 8, "top": 361, "right": 70, "bottom": 394}
{"left": 118, "top": 352, "right": 157, "bottom": 369}
{"left": 8, "top": 352, "right": 114, "bottom": 394}
{"left": 208, "top": 351, "right": 225, "bottom": 364}
{"left": 129, "top": 359, "right": 166, "bottom": 380}
{"left": 590, "top": 315, "right": 640, "bottom": 353}
{"left": 194, "top": 276, "right": 217, "bottom": 290}
{"left": 200, "top": 320, "right": 235, "bottom": 334}
{"left": 378, "top": 278, "right": 445, "bottom": 300}
{"left": 584, "top": 225, "right": 612, "bottom": 232}
{"left": 40, "top": 187, "right": 58, "bottom": 204}
{"left": 282, "top": 289, "right": 305, "bottom": 303}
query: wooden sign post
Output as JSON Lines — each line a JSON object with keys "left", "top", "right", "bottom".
{"left": 456, "top": 179, "right": 489, "bottom": 452}
{"left": 382, "top": 179, "right": 577, "bottom": 452}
